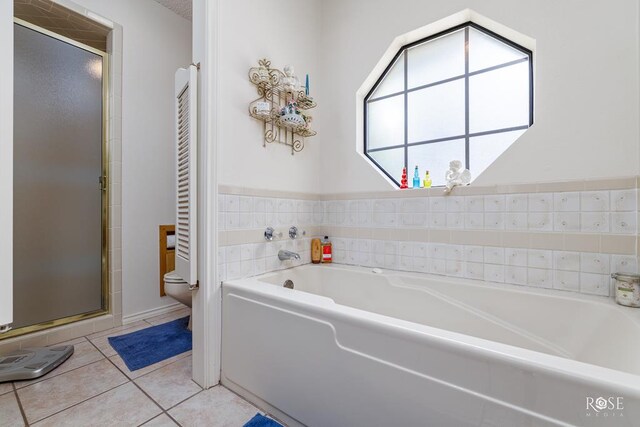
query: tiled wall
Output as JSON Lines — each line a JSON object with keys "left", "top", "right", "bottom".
{"left": 217, "top": 192, "right": 324, "bottom": 281}
{"left": 218, "top": 178, "right": 640, "bottom": 298}
{"left": 322, "top": 189, "right": 637, "bottom": 235}
{"left": 327, "top": 238, "right": 637, "bottom": 296}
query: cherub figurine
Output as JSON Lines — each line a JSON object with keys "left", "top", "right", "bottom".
{"left": 444, "top": 160, "right": 471, "bottom": 194}
{"left": 282, "top": 65, "right": 301, "bottom": 93}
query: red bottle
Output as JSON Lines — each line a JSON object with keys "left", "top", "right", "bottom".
{"left": 400, "top": 167, "right": 408, "bottom": 189}
{"left": 321, "top": 236, "right": 332, "bottom": 263}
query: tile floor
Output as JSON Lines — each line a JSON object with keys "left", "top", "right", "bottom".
{"left": 0, "top": 307, "right": 280, "bottom": 427}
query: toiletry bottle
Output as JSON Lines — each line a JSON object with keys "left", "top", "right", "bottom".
{"left": 423, "top": 170, "right": 432, "bottom": 188}
{"left": 321, "top": 236, "right": 332, "bottom": 263}
{"left": 400, "top": 167, "right": 408, "bottom": 189}
{"left": 311, "top": 238, "right": 322, "bottom": 264}
{"left": 412, "top": 165, "right": 420, "bottom": 188}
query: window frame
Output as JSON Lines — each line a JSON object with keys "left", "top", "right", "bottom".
{"left": 363, "top": 21, "right": 534, "bottom": 187}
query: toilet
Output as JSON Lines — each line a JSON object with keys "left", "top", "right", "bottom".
{"left": 163, "top": 270, "right": 192, "bottom": 330}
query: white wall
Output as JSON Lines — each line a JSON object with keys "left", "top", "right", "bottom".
{"left": 69, "top": 0, "right": 192, "bottom": 317}
{"left": 316, "top": 0, "right": 640, "bottom": 193}
{"left": 218, "top": 0, "right": 322, "bottom": 194}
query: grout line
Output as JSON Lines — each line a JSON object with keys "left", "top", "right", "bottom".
{"left": 13, "top": 345, "right": 107, "bottom": 391}
{"left": 92, "top": 337, "right": 188, "bottom": 427}
{"left": 138, "top": 413, "right": 180, "bottom": 427}
{"left": 162, "top": 388, "right": 205, "bottom": 423}
{"left": 85, "top": 321, "right": 152, "bottom": 340}
{"left": 87, "top": 337, "right": 172, "bottom": 426}
{"left": 221, "top": 385, "right": 288, "bottom": 426}
{"left": 12, "top": 382, "right": 29, "bottom": 427}
{"left": 23, "top": 357, "right": 129, "bottom": 425}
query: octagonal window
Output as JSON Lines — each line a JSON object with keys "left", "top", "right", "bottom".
{"left": 364, "top": 23, "right": 533, "bottom": 187}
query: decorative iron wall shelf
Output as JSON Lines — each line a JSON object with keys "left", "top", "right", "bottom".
{"left": 248, "top": 59, "right": 316, "bottom": 155}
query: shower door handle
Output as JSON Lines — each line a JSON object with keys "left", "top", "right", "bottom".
{"left": 98, "top": 176, "right": 107, "bottom": 191}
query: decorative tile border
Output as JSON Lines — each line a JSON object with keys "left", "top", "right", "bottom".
{"left": 322, "top": 227, "right": 637, "bottom": 255}
{"left": 322, "top": 189, "right": 638, "bottom": 235}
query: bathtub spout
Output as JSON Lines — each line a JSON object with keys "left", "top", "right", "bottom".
{"left": 278, "top": 250, "right": 300, "bottom": 261}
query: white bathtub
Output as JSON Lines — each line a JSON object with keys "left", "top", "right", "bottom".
{"left": 222, "top": 264, "right": 640, "bottom": 426}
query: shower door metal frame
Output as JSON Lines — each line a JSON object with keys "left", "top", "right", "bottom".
{"left": 2, "top": 18, "right": 110, "bottom": 340}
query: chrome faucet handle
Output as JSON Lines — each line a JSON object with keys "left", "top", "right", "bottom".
{"left": 264, "top": 227, "right": 282, "bottom": 241}
{"left": 264, "top": 227, "right": 274, "bottom": 241}
{"left": 289, "top": 226, "right": 298, "bottom": 239}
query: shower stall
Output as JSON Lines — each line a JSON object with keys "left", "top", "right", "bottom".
{"left": 5, "top": 18, "right": 109, "bottom": 337}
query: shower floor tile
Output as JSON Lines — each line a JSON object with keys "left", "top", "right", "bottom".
{"left": 0, "top": 307, "right": 286, "bottom": 427}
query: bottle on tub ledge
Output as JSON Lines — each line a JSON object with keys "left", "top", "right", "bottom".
{"left": 423, "top": 170, "right": 432, "bottom": 188}
{"left": 400, "top": 167, "right": 408, "bottom": 189}
{"left": 311, "top": 238, "right": 322, "bottom": 264}
{"left": 321, "top": 236, "right": 332, "bottom": 263}
{"left": 412, "top": 165, "right": 421, "bottom": 189}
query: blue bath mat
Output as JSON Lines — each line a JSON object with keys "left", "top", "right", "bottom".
{"left": 108, "top": 316, "right": 191, "bottom": 371}
{"left": 244, "top": 414, "right": 283, "bottom": 427}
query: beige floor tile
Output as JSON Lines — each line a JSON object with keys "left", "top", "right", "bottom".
{"left": 144, "top": 307, "right": 190, "bottom": 326}
{"left": 109, "top": 351, "right": 192, "bottom": 380}
{"left": 17, "top": 359, "right": 128, "bottom": 424}
{"left": 0, "top": 392, "right": 25, "bottom": 427}
{"left": 0, "top": 382, "right": 13, "bottom": 395}
{"left": 142, "top": 413, "right": 179, "bottom": 426}
{"left": 31, "top": 382, "right": 161, "bottom": 427}
{"left": 15, "top": 340, "right": 104, "bottom": 389}
{"left": 135, "top": 357, "right": 201, "bottom": 409}
{"left": 88, "top": 322, "right": 152, "bottom": 358}
{"left": 85, "top": 320, "right": 149, "bottom": 340}
{"left": 168, "top": 386, "right": 260, "bottom": 427}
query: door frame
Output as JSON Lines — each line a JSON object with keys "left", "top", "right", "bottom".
{"left": 2, "top": 18, "right": 110, "bottom": 339}
{"left": 191, "top": 0, "right": 221, "bottom": 388}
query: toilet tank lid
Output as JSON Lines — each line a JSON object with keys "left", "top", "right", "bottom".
{"left": 164, "top": 271, "right": 187, "bottom": 283}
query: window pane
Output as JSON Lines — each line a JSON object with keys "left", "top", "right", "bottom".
{"left": 469, "top": 27, "right": 527, "bottom": 72}
{"left": 371, "top": 53, "right": 404, "bottom": 99}
{"left": 408, "top": 139, "right": 465, "bottom": 187}
{"left": 369, "top": 148, "right": 405, "bottom": 183}
{"left": 469, "top": 130, "right": 526, "bottom": 177}
{"left": 469, "top": 62, "right": 530, "bottom": 133}
{"left": 408, "top": 80, "right": 465, "bottom": 142}
{"left": 407, "top": 29, "right": 465, "bottom": 89}
{"left": 367, "top": 94, "right": 404, "bottom": 149}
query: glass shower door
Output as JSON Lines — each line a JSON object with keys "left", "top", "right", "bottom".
{"left": 11, "top": 21, "right": 107, "bottom": 331}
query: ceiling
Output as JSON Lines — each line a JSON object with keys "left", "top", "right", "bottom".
{"left": 152, "top": 0, "right": 192, "bottom": 21}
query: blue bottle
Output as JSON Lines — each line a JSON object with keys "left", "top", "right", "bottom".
{"left": 412, "top": 165, "right": 420, "bottom": 188}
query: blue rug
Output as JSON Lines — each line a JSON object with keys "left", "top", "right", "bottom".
{"left": 108, "top": 316, "right": 191, "bottom": 371}
{"left": 244, "top": 414, "right": 283, "bottom": 427}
